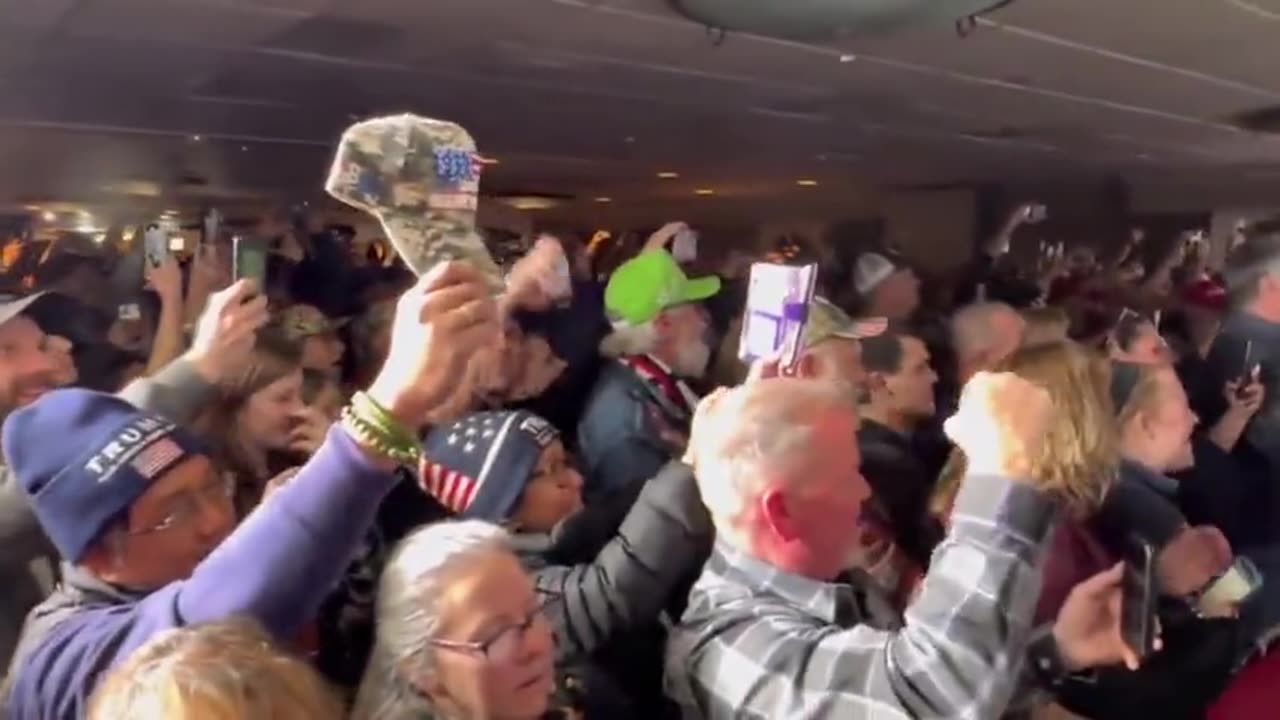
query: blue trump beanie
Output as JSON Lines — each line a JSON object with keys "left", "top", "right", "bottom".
{"left": 419, "top": 410, "right": 558, "bottom": 522}
{"left": 3, "top": 388, "right": 208, "bottom": 562}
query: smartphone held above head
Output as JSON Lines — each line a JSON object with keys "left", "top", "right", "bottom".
{"left": 737, "top": 262, "right": 818, "bottom": 372}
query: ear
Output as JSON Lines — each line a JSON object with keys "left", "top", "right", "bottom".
{"left": 864, "top": 371, "right": 889, "bottom": 395}
{"left": 788, "top": 353, "right": 821, "bottom": 379}
{"left": 759, "top": 487, "right": 800, "bottom": 542}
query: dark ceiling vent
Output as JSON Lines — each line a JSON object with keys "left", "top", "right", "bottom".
{"left": 178, "top": 174, "right": 209, "bottom": 187}
{"left": 1229, "top": 105, "right": 1280, "bottom": 134}
{"left": 667, "top": 0, "right": 1016, "bottom": 40}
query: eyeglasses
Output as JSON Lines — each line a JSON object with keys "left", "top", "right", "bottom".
{"left": 429, "top": 591, "right": 561, "bottom": 665}
{"left": 129, "top": 473, "right": 235, "bottom": 535}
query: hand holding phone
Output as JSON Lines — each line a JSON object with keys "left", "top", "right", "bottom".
{"left": 1121, "top": 539, "right": 1157, "bottom": 662}
{"left": 672, "top": 228, "right": 698, "bottom": 263}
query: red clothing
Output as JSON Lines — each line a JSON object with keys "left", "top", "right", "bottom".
{"left": 1036, "top": 519, "right": 1116, "bottom": 625}
{"left": 1209, "top": 651, "right": 1280, "bottom": 719}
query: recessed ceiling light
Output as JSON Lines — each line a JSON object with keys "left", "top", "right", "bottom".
{"left": 694, "top": 188, "right": 715, "bottom": 196}
{"left": 240, "top": 145, "right": 249, "bottom": 152}
{"left": 190, "top": 135, "right": 202, "bottom": 142}
{"left": 40, "top": 211, "right": 56, "bottom": 222}
{"left": 657, "top": 172, "right": 679, "bottom": 179}
{"left": 624, "top": 136, "right": 636, "bottom": 144}
{"left": 476, "top": 156, "right": 500, "bottom": 165}
{"left": 839, "top": 54, "right": 857, "bottom": 63}
{"left": 594, "top": 197, "right": 612, "bottom": 203}
{"left": 796, "top": 179, "right": 819, "bottom": 187}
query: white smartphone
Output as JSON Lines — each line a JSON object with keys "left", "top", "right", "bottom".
{"left": 143, "top": 225, "right": 168, "bottom": 268}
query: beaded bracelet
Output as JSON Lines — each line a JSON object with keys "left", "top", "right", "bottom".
{"left": 340, "top": 394, "right": 422, "bottom": 465}
{"left": 350, "top": 391, "right": 420, "bottom": 450}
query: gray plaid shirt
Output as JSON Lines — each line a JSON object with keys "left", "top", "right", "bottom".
{"left": 664, "top": 472, "right": 1056, "bottom": 719}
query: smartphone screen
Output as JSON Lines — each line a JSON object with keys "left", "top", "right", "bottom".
{"left": 738, "top": 262, "right": 818, "bottom": 369}
{"left": 117, "top": 303, "right": 141, "bottom": 321}
{"left": 233, "top": 235, "right": 268, "bottom": 285}
{"left": 143, "top": 225, "right": 168, "bottom": 268}
{"left": 1121, "top": 538, "right": 1156, "bottom": 661}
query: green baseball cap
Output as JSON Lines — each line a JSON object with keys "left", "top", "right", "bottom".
{"left": 605, "top": 250, "right": 721, "bottom": 325}
{"left": 802, "top": 296, "right": 887, "bottom": 348}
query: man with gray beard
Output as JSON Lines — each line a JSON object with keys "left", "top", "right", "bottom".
{"left": 575, "top": 249, "right": 720, "bottom": 502}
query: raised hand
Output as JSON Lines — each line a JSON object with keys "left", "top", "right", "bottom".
{"left": 145, "top": 254, "right": 183, "bottom": 306}
{"left": 187, "top": 280, "right": 270, "bottom": 384}
{"left": 366, "top": 261, "right": 503, "bottom": 427}
{"left": 944, "top": 371, "right": 1052, "bottom": 479}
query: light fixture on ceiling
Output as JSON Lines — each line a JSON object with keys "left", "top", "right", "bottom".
{"left": 476, "top": 156, "right": 500, "bottom": 166}
{"left": 796, "top": 179, "right": 819, "bottom": 187}
{"left": 190, "top": 135, "right": 202, "bottom": 142}
{"left": 500, "top": 196, "right": 561, "bottom": 211}
{"left": 240, "top": 145, "right": 249, "bottom": 152}
{"left": 694, "top": 188, "right": 715, "bottom": 196}
{"left": 624, "top": 136, "right": 636, "bottom": 144}
{"left": 657, "top": 172, "right": 679, "bottom": 179}
{"left": 40, "top": 211, "right": 56, "bottom": 222}
{"left": 839, "top": 54, "right": 856, "bottom": 63}
{"left": 594, "top": 197, "right": 613, "bottom": 203}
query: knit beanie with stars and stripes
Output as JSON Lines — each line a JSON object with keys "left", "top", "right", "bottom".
{"left": 419, "top": 410, "right": 559, "bottom": 521}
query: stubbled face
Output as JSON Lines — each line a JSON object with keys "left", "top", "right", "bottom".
{"left": 0, "top": 315, "right": 59, "bottom": 417}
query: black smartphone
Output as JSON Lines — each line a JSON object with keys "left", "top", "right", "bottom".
{"left": 1237, "top": 340, "right": 1256, "bottom": 399}
{"left": 232, "top": 235, "right": 268, "bottom": 286}
{"left": 1121, "top": 538, "right": 1157, "bottom": 661}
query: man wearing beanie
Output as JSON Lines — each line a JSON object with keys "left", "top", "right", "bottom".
{"left": 1, "top": 262, "right": 501, "bottom": 719}
{"left": 0, "top": 281, "right": 267, "bottom": 672}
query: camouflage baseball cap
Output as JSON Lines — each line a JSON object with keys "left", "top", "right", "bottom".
{"left": 325, "top": 114, "right": 503, "bottom": 294}
{"left": 605, "top": 250, "right": 720, "bottom": 326}
{"left": 802, "top": 296, "right": 886, "bottom": 348}
{"left": 278, "top": 304, "right": 347, "bottom": 342}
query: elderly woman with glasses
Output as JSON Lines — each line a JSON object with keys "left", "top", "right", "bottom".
{"left": 353, "top": 521, "right": 567, "bottom": 720}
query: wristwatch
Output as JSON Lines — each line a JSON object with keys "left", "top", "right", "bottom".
{"left": 1027, "top": 625, "right": 1072, "bottom": 689}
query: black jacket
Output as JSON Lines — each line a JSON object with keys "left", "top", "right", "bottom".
{"left": 516, "top": 461, "right": 713, "bottom": 716}
{"left": 856, "top": 420, "right": 944, "bottom": 567}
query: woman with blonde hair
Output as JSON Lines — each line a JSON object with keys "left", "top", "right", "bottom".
{"left": 87, "top": 617, "right": 344, "bottom": 720}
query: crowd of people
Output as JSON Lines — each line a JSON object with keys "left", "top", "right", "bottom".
{"left": 0, "top": 203, "right": 1279, "bottom": 719}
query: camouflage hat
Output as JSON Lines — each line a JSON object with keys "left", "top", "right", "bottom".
{"left": 325, "top": 114, "right": 504, "bottom": 294}
{"left": 802, "top": 296, "right": 886, "bottom": 348}
{"left": 278, "top": 304, "right": 347, "bottom": 342}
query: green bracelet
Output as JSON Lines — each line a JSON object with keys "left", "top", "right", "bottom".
{"left": 341, "top": 405, "right": 421, "bottom": 465}
{"left": 351, "top": 391, "right": 419, "bottom": 449}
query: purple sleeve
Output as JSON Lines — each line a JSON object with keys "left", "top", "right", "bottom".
{"left": 162, "top": 426, "right": 396, "bottom": 638}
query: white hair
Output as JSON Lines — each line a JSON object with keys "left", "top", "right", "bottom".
{"left": 598, "top": 320, "right": 658, "bottom": 359}
{"left": 351, "top": 520, "right": 513, "bottom": 720}
{"left": 695, "top": 379, "right": 855, "bottom": 537}
{"left": 950, "top": 301, "right": 1017, "bottom": 363}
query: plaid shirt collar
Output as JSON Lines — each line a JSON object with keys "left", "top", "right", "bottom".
{"left": 708, "top": 540, "right": 855, "bottom": 626}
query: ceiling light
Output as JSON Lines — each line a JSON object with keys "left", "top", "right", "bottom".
{"left": 694, "top": 188, "right": 715, "bottom": 196}
{"left": 624, "top": 136, "right": 636, "bottom": 144}
{"left": 500, "top": 196, "right": 560, "bottom": 211}
{"left": 657, "top": 172, "right": 679, "bottom": 179}
{"left": 476, "top": 156, "right": 500, "bottom": 165}
{"left": 839, "top": 54, "right": 857, "bottom": 63}
{"left": 796, "top": 179, "right": 819, "bottom": 187}
{"left": 594, "top": 197, "right": 612, "bottom": 203}
{"left": 190, "top": 135, "right": 202, "bottom": 142}
{"left": 240, "top": 145, "right": 249, "bottom": 152}
{"left": 40, "top": 211, "right": 56, "bottom": 222}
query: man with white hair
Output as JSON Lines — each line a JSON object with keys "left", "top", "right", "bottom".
{"left": 665, "top": 372, "right": 1142, "bottom": 718}
{"left": 950, "top": 301, "right": 1027, "bottom": 388}
{"left": 575, "top": 248, "right": 720, "bottom": 500}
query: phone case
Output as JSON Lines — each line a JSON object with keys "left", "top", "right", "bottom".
{"left": 672, "top": 229, "right": 698, "bottom": 262}
{"left": 1121, "top": 540, "right": 1156, "bottom": 659}
{"left": 143, "top": 226, "right": 168, "bottom": 267}
{"left": 233, "top": 236, "right": 268, "bottom": 284}
{"left": 738, "top": 262, "right": 818, "bottom": 368}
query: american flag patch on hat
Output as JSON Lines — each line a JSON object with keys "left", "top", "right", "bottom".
{"left": 130, "top": 438, "right": 185, "bottom": 480}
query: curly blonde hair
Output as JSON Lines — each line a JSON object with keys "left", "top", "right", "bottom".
{"left": 932, "top": 340, "right": 1118, "bottom": 519}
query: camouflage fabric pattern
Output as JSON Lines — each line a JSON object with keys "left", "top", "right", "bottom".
{"left": 801, "top": 296, "right": 888, "bottom": 348}
{"left": 325, "top": 114, "right": 504, "bottom": 293}
{"left": 277, "top": 303, "right": 346, "bottom": 342}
